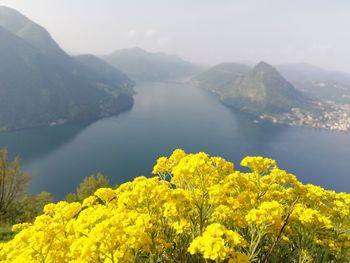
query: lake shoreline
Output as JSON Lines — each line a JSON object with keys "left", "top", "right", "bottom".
{"left": 0, "top": 81, "right": 349, "bottom": 199}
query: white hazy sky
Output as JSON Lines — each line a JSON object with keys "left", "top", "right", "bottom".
{"left": 1, "top": 0, "right": 350, "bottom": 71}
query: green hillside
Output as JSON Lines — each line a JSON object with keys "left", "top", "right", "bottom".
{"left": 74, "top": 54, "right": 135, "bottom": 95}
{"left": 277, "top": 63, "right": 350, "bottom": 104}
{"left": 194, "top": 61, "right": 309, "bottom": 114}
{"left": 193, "top": 62, "right": 250, "bottom": 95}
{"left": 0, "top": 7, "right": 135, "bottom": 131}
{"left": 0, "top": 6, "right": 63, "bottom": 56}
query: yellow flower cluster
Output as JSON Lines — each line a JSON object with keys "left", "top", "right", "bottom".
{"left": 1, "top": 149, "right": 350, "bottom": 262}
{"left": 245, "top": 201, "right": 284, "bottom": 231}
{"left": 188, "top": 223, "right": 248, "bottom": 260}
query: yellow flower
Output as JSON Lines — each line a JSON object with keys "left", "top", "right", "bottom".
{"left": 1, "top": 149, "right": 350, "bottom": 262}
{"left": 188, "top": 223, "right": 247, "bottom": 260}
{"left": 245, "top": 201, "right": 284, "bottom": 231}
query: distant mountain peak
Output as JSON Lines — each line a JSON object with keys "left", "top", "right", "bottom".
{"left": 194, "top": 61, "right": 307, "bottom": 114}
{"left": 0, "top": 5, "right": 63, "bottom": 55}
{"left": 128, "top": 46, "right": 146, "bottom": 51}
{"left": 0, "top": 5, "right": 23, "bottom": 16}
{"left": 0, "top": 7, "right": 135, "bottom": 131}
{"left": 115, "top": 46, "right": 146, "bottom": 54}
{"left": 0, "top": 5, "right": 20, "bottom": 13}
{"left": 110, "top": 47, "right": 180, "bottom": 60}
{"left": 255, "top": 61, "right": 270, "bottom": 67}
{"left": 103, "top": 47, "right": 202, "bottom": 81}
{"left": 0, "top": 5, "right": 35, "bottom": 34}
{"left": 253, "top": 61, "right": 278, "bottom": 73}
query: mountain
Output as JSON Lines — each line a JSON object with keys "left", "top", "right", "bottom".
{"left": 0, "top": 6, "right": 63, "bottom": 57}
{"left": 74, "top": 54, "right": 135, "bottom": 94}
{"left": 277, "top": 63, "right": 350, "bottom": 85}
{"left": 193, "top": 63, "right": 250, "bottom": 95}
{"left": 293, "top": 80, "right": 350, "bottom": 104}
{"left": 101, "top": 47, "right": 203, "bottom": 81}
{"left": 276, "top": 63, "right": 350, "bottom": 103}
{"left": 194, "top": 61, "right": 308, "bottom": 114}
{"left": 327, "top": 71, "right": 350, "bottom": 86}
{"left": 0, "top": 6, "right": 134, "bottom": 131}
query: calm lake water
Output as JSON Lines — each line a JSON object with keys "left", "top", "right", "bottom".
{"left": 1, "top": 82, "right": 350, "bottom": 199}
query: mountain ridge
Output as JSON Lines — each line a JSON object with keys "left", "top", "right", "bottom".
{"left": 194, "top": 61, "right": 308, "bottom": 114}
{"left": 0, "top": 6, "right": 65, "bottom": 57}
{"left": 276, "top": 62, "right": 350, "bottom": 103}
{"left": 0, "top": 6, "right": 135, "bottom": 131}
{"left": 102, "top": 47, "right": 203, "bottom": 81}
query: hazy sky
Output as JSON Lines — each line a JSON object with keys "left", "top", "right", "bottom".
{"left": 1, "top": 0, "right": 350, "bottom": 71}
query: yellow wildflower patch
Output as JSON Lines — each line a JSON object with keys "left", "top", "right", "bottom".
{"left": 0, "top": 149, "right": 349, "bottom": 262}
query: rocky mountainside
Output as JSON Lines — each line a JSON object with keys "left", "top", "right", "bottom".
{"left": 193, "top": 62, "right": 250, "bottom": 95}
{"left": 194, "top": 61, "right": 308, "bottom": 114}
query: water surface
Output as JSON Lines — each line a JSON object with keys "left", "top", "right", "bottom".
{"left": 0, "top": 82, "right": 349, "bottom": 198}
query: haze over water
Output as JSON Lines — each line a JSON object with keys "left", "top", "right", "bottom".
{"left": 0, "top": 82, "right": 349, "bottom": 199}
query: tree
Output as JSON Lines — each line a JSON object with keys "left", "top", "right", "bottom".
{"left": 17, "top": 191, "right": 53, "bottom": 223}
{"left": 66, "top": 173, "right": 110, "bottom": 202}
{"left": 0, "top": 149, "right": 30, "bottom": 217}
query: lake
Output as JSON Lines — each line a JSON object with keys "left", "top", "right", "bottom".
{"left": 1, "top": 82, "right": 350, "bottom": 199}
